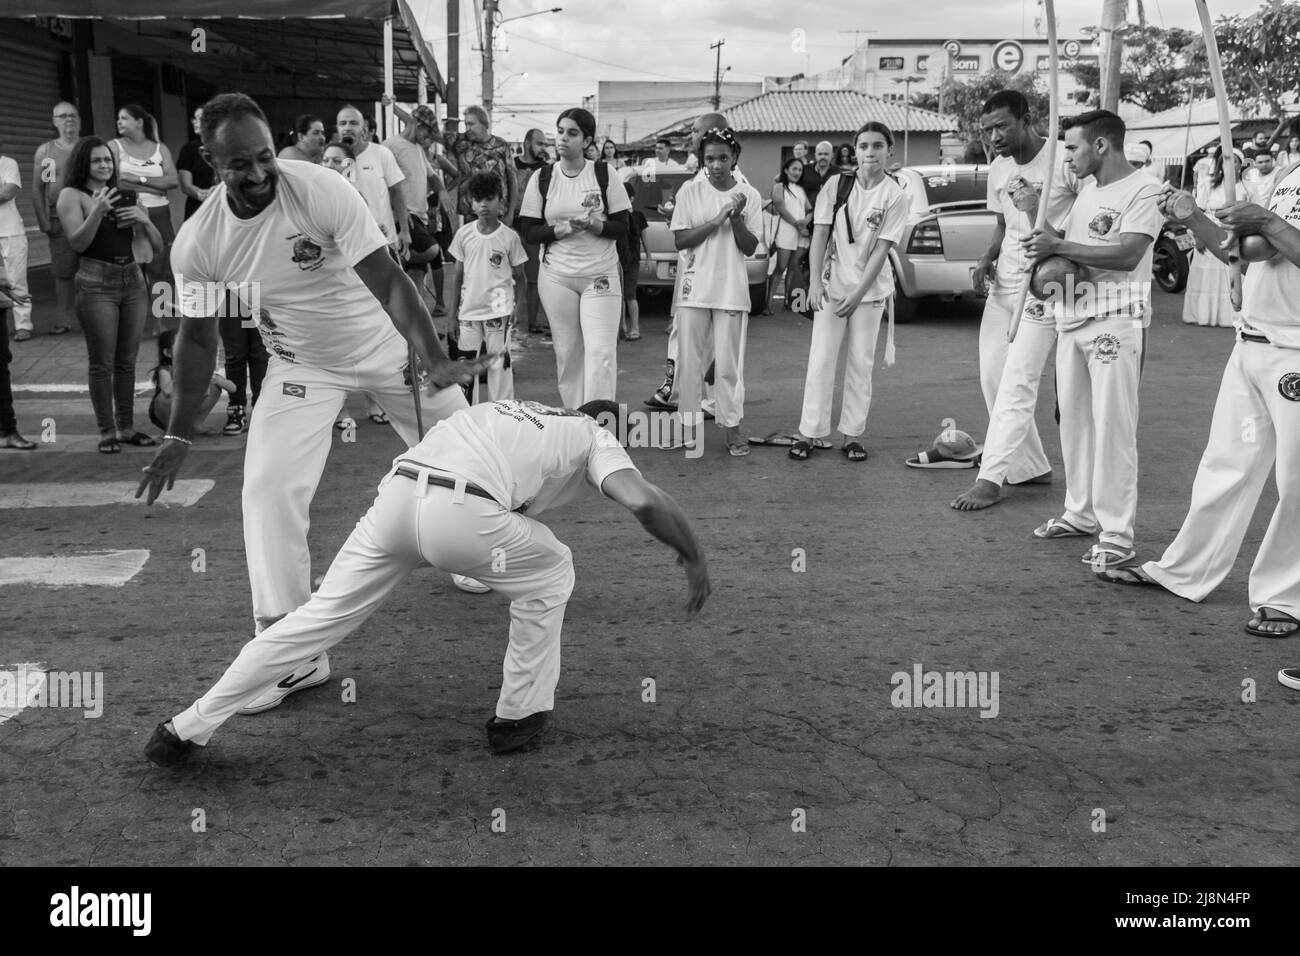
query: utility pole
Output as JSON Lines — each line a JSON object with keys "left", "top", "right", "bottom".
{"left": 1100, "top": 0, "right": 1127, "bottom": 113}
{"left": 710, "top": 39, "right": 725, "bottom": 110}
{"left": 446, "top": 0, "right": 460, "bottom": 134}
{"left": 482, "top": 0, "right": 498, "bottom": 118}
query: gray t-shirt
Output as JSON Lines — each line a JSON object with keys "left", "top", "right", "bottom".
{"left": 382, "top": 135, "right": 433, "bottom": 220}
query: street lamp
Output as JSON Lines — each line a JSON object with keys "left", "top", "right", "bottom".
{"left": 892, "top": 74, "right": 924, "bottom": 165}
{"left": 483, "top": 5, "right": 563, "bottom": 117}
{"left": 498, "top": 6, "right": 563, "bottom": 27}
{"left": 495, "top": 71, "right": 527, "bottom": 96}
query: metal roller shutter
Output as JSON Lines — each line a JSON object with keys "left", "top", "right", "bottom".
{"left": 0, "top": 39, "right": 65, "bottom": 268}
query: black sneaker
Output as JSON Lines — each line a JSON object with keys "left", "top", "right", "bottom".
{"left": 223, "top": 405, "right": 245, "bottom": 435}
{"left": 486, "top": 712, "right": 549, "bottom": 754}
{"left": 144, "top": 721, "right": 201, "bottom": 767}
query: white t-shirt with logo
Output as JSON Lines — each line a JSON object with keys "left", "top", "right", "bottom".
{"left": 399, "top": 400, "right": 638, "bottom": 516}
{"left": 814, "top": 173, "right": 910, "bottom": 303}
{"left": 449, "top": 220, "right": 529, "bottom": 321}
{"left": 172, "top": 159, "right": 395, "bottom": 369}
{"left": 519, "top": 160, "right": 631, "bottom": 277}
{"left": 1241, "top": 163, "right": 1300, "bottom": 349}
{"left": 987, "top": 147, "right": 1081, "bottom": 291}
{"left": 0, "top": 156, "right": 23, "bottom": 237}
{"left": 670, "top": 176, "right": 764, "bottom": 312}
{"left": 1053, "top": 170, "right": 1163, "bottom": 331}
{"left": 353, "top": 142, "right": 405, "bottom": 240}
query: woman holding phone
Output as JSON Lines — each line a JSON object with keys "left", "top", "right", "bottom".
{"left": 57, "top": 136, "right": 163, "bottom": 453}
{"left": 110, "top": 105, "right": 178, "bottom": 314}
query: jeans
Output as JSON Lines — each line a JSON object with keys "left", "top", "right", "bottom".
{"left": 219, "top": 314, "right": 269, "bottom": 408}
{"left": 0, "top": 311, "right": 16, "bottom": 434}
{"left": 75, "top": 259, "right": 148, "bottom": 434}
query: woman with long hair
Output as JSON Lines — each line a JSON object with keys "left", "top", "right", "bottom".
{"left": 1282, "top": 134, "right": 1300, "bottom": 170}
{"left": 518, "top": 107, "right": 631, "bottom": 405}
{"left": 835, "top": 142, "right": 854, "bottom": 171}
{"left": 1183, "top": 148, "right": 1248, "bottom": 328}
{"left": 57, "top": 136, "right": 163, "bottom": 453}
{"left": 788, "top": 121, "right": 910, "bottom": 464}
{"left": 110, "top": 104, "right": 178, "bottom": 324}
{"left": 601, "top": 139, "right": 623, "bottom": 169}
{"left": 278, "top": 114, "right": 326, "bottom": 163}
{"left": 763, "top": 154, "right": 811, "bottom": 315}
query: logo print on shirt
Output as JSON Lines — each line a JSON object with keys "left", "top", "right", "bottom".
{"left": 1088, "top": 210, "right": 1118, "bottom": 239}
{"left": 488, "top": 250, "right": 504, "bottom": 268}
{"left": 680, "top": 277, "right": 692, "bottom": 298}
{"left": 593, "top": 275, "right": 611, "bottom": 294}
{"left": 290, "top": 234, "right": 324, "bottom": 271}
{"left": 1279, "top": 372, "right": 1300, "bottom": 402}
{"left": 581, "top": 190, "right": 602, "bottom": 209}
{"left": 282, "top": 382, "right": 307, "bottom": 398}
{"left": 1093, "top": 333, "right": 1121, "bottom": 364}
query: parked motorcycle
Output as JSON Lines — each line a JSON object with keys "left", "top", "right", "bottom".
{"left": 1152, "top": 221, "right": 1193, "bottom": 294}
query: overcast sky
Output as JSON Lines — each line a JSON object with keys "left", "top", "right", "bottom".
{"left": 410, "top": 0, "right": 1268, "bottom": 140}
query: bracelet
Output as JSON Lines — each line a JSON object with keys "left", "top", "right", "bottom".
{"left": 162, "top": 434, "right": 192, "bottom": 445}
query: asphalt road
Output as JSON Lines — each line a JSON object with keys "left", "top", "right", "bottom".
{"left": 1, "top": 287, "right": 1296, "bottom": 866}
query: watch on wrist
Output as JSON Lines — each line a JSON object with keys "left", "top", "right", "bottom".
{"left": 138, "top": 175, "right": 147, "bottom": 185}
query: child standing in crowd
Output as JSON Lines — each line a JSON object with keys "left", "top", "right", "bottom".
{"left": 619, "top": 180, "right": 647, "bottom": 341}
{"left": 788, "top": 122, "right": 909, "bottom": 463}
{"left": 149, "top": 330, "right": 236, "bottom": 434}
{"left": 447, "top": 172, "right": 528, "bottom": 403}
{"left": 670, "top": 127, "right": 763, "bottom": 456}
{"left": 1184, "top": 149, "right": 1247, "bottom": 328}
{"left": 765, "top": 155, "right": 811, "bottom": 315}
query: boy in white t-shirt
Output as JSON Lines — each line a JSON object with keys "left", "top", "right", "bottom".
{"left": 1022, "top": 111, "right": 1163, "bottom": 571}
{"left": 447, "top": 172, "right": 529, "bottom": 403}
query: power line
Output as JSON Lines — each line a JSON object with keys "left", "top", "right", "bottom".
{"left": 500, "top": 29, "right": 700, "bottom": 81}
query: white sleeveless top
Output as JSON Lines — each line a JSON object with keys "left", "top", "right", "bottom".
{"left": 114, "top": 139, "right": 170, "bottom": 208}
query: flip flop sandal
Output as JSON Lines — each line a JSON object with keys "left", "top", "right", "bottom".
{"left": 1100, "top": 566, "right": 1157, "bottom": 586}
{"left": 1278, "top": 667, "right": 1300, "bottom": 690}
{"left": 749, "top": 433, "right": 832, "bottom": 449}
{"left": 626, "top": 331, "right": 642, "bottom": 340}
{"left": 97, "top": 437, "right": 121, "bottom": 454}
{"left": 1081, "top": 545, "right": 1137, "bottom": 570}
{"left": 1033, "top": 517, "right": 1092, "bottom": 539}
{"left": 1245, "top": 607, "right": 1300, "bottom": 639}
{"left": 335, "top": 417, "right": 356, "bottom": 431}
{"left": 905, "top": 446, "right": 981, "bottom": 469}
{"left": 369, "top": 412, "right": 389, "bottom": 425}
{"left": 120, "top": 432, "right": 157, "bottom": 447}
{"left": 842, "top": 442, "right": 868, "bottom": 462}
{"left": 728, "top": 441, "right": 751, "bottom": 457}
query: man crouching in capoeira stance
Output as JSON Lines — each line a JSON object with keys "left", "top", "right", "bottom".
{"left": 1099, "top": 164, "right": 1300, "bottom": 640}
{"left": 145, "top": 399, "right": 711, "bottom": 765}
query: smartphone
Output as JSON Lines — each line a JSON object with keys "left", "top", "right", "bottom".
{"left": 111, "top": 188, "right": 138, "bottom": 228}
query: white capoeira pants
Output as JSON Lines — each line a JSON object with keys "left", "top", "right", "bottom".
{"left": 458, "top": 316, "right": 515, "bottom": 403}
{"left": 1056, "top": 315, "right": 1144, "bottom": 550}
{"left": 978, "top": 289, "right": 1052, "bottom": 484}
{"left": 675, "top": 307, "right": 747, "bottom": 431}
{"left": 244, "top": 333, "right": 467, "bottom": 632}
{"left": 173, "top": 464, "right": 576, "bottom": 745}
{"left": 978, "top": 310, "right": 1058, "bottom": 486}
{"left": 798, "top": 299, "right": 885, "bottom": 439}
{"left": 0, "top": 235, "right": 31, "bottom": 330}
{"left": 1143, "top": 339, "right": 1300, "bottom": 618}
{"left": 537, "top": 265, "right": 622, "bottom": 407}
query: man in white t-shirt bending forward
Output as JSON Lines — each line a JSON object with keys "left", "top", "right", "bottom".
{"left": 136, "top": 93, "right": 492, "bottom": 702}
{"left": 144, "top": 399, "right": 711, "bottom": 765}
{"left": 1022, "top": 110, "right": 1163, "bottom": 572}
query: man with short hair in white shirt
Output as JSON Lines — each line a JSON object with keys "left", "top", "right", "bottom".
{"left": 337, "top": 104, "right": 407, "bottom": 253}
{"left": 136, "top": 93, "right": 491, "bottom": 708}
{"left": 144, "top": 398, "right": 711, "bottom": 765}
{"left": 0, "top": 139, "right": 31, "bottom": 341}
{"left": 1021, "top": 110, "right": 1163, "bottom": 571}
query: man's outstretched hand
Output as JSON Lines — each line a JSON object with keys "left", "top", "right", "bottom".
{"left": 135, "top": 441, "right": 191, "bottom": 505}
{"left": 681, "top": 554, "right": 711, "bottom": 617}
{"left": 424, "top": 351, "right": 503, "bottom": 391}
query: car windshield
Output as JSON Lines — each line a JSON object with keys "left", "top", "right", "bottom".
{"left": 906, "top": 167, "right": 989, "bottom": 213}
{"left": 631, "top": 172, "right": 693, "bottom": 222}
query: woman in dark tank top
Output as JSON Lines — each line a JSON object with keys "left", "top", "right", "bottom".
{"left": 56, "top": 136, "right": 164, "bottom": 453}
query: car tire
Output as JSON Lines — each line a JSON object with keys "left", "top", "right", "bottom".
{"left": 1152, "top": 237, "right": 1190, "bottom": 294}
{"left": 892, "top": 291, "right": 920, "bottom": 323}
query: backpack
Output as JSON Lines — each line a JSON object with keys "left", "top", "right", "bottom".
{"left": 829, "top": 170, "right": 900, "bottom": 245}
{"left": 536, "top": 159, "right": 611, "bottom": 221}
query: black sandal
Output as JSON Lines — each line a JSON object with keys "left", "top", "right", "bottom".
{"left": 788, "top": 439, "right": 812, "bottom": 461}
{"left": 843, "top": 442, "right": 868, "bottom": 462}
{"left": 98, "top": 437, "right": 122, "bottom": 454}
{"left": 120, "top": 432, "right": 157, "bottom": 447}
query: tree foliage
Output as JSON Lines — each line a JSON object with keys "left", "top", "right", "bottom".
{"left": 1211, "top": 1, "right": 1300, "bottom": 119}
{"left": 1069, "top": 24, "right": 1202, "bottom": 114}
{"left": 911, "top": 70, "right": 1050, "bottom": 159}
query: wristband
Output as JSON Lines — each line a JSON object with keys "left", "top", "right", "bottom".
{"left": 162, "top": 434, "right": 192, "bottom": 446}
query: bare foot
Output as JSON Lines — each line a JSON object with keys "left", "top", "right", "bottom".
{"left": 1008, "top": 470, "right": 1053, "bottom": 486}
{"left": 950, "top": 479, "right": 1001, "bottom": 511}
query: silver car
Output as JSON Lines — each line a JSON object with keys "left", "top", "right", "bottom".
{"left": 888, "top": 164, "right": 996, "bottom": 321}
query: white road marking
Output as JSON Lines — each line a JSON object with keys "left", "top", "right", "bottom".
{"left": 0, "top": 550, "right": 150, "bottom": 588}
{"left": 10, "top": 381, "right": 153, "bottom": 394}
{"left": 0, "top": 480, "right": 214, "bottom": 508}
{"left": 0, "top": 662, "right": 47, "bottom": 725}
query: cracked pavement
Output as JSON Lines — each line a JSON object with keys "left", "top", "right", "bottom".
{"left": 1, "top": 289, "right": 1297, "bottom": 866}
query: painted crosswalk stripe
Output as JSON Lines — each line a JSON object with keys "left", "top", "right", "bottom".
{"left": 0, "top": 550, "right": 150, "bottom": 587}
{"left": 10, "top": 381, "right": 154, "bottom": 394}
{"left": 0, "top": 662, "right": 47, "bottom": 725}
{"left": 0, "top": 480, "right": 214, "bottom": 509}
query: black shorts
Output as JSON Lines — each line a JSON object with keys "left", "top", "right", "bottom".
{"left": 403, "top": 214, "right": 439, "bottom": 271}
{"left": 621, "top": 262, "right": 638, "bottom": 304}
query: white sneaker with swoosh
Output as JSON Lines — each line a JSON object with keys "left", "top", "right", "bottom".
{"left": 237, "top": 653, "right": 331, "bottom": 715}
